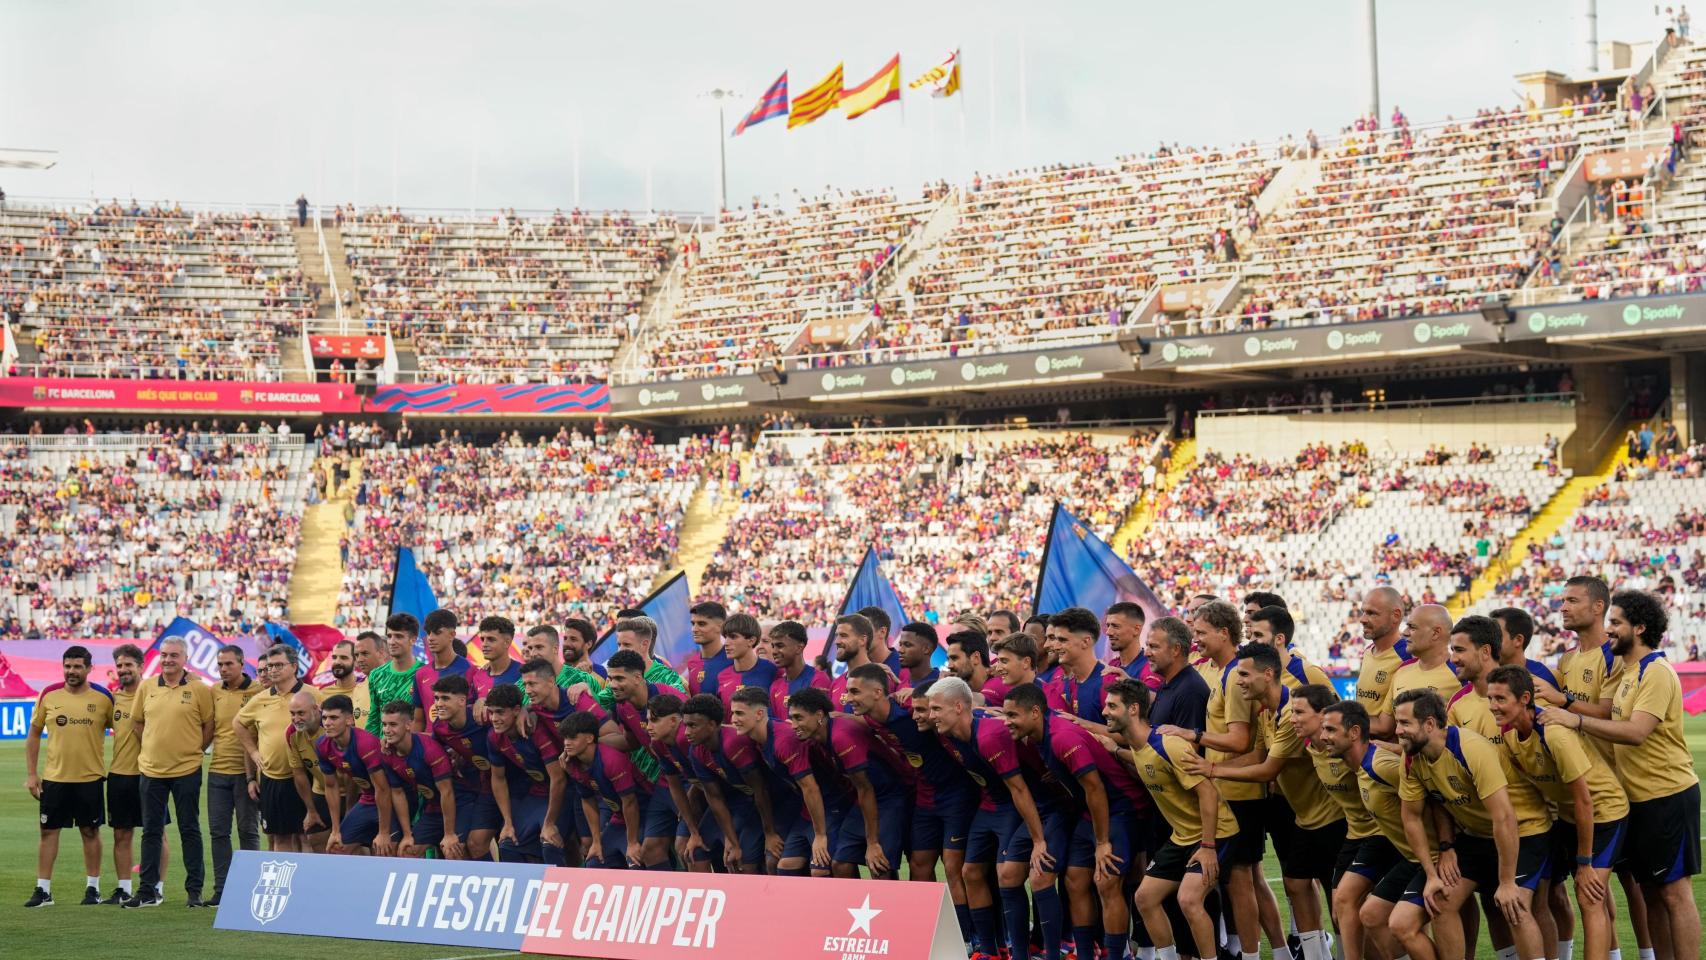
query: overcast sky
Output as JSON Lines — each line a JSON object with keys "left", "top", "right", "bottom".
{"left": 0, "top": 0, "right": 1676, "bottom": 215}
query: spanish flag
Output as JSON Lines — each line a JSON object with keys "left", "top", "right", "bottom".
{"left": 841, "top": 54, "right": 901, "bottom": 121}
{"left": 910, "top": 50, "right": 960, "bottom": 99}
{"left": 789, "top": 63, "right": 843, "bottom": 129}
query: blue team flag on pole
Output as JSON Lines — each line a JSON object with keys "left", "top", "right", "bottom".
{"left": 388, "top": 546, "right": 439, "bottom": 661}
{"left": 143, "top": 616, "right": 228, "bottom": 684}
{"left": 1032, "top": 503, "right": 1168, "bottom": 658}
{"left": 596, "top": 570, "right": 695, "bottom": 669}
{"left": 262, "top": 622, "right": 312, "bottom": 679}
{"left": 839, "top": 546, "right": 911, "bottom": 646}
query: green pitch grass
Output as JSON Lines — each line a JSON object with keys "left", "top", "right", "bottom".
{"left": 1, "top": 721, "right": 1702, "bottom": 959}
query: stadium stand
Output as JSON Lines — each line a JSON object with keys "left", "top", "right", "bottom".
{"left": 0, "top": 202, "right": 316, "bottom": 380}
{"left": 1131, "top": 442, "right": 1569, "bottom": 672}
{"left": 333, "top": 425, "right": 713, "bottom": 628}
{"left": 0, "top": 430, "right": 313, "bottom": 639}
{"left": 699, "top": 428, "right": 1168, "bottom": 623}
{"left": 1233, "top": 103, "right": 1626, "bottom": 331}
{"left": 1467, "top": 441, "right": 1706, "bottom": 658}
{"left": 344, "top": 207, "right": 677, "bottom": 384}
{"left": 636, "top": 191, "right": 935, "bottom": 378}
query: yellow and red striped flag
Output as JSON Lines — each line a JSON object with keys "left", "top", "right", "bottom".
{"left": 789, "top": 63, "right": 844, "bottom": 129}
{"left": 842, "top": 54, "right": 902, "bottom": 120}
{"left": 910, "top": 49, "right": 960, "bottom": 98}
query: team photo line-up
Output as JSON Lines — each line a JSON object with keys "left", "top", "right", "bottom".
{"left": 22, "top": 584, "right": 1701, "bottom": 960}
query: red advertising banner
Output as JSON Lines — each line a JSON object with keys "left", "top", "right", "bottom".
{"left": 0, "top": 377, "right": 365, "bottom": 414}
{"left": 308, "top": 334, "right": 387, "bottom": 360}
{"left": 517, "top": 869, "right": 963, "bottom": 960}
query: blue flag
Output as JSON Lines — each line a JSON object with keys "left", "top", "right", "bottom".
{"left": 389, "top": 547, "right": 439, "bottom": 660}
{"left": 1032, "top": 503, "right": 1167, "bottom": 658}
{"left": 597, "top": 571, "right": 694, "bottom": 669}
{"left": 144, "top": 616, "right": 227, "bottom": 684}
{"left": 263, "top": 622, "right": 312, "bottom": 679}
{"left": 839, "top": 546, "right": 911, "bottom": 646}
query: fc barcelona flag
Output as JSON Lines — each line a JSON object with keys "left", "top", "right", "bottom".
{"left": 734, "top": 72, "right": 789, "bottom": 135}
{"left": 1032, "top": 503, "right": 1167, "bottom": 658}
{"left": 789, "top": 63, "right": 843, "bottom": 128}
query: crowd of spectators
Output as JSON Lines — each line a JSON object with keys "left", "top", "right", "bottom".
{"left": 0, "top": 428, "right": 311, "bottom": 639}
{"left": 699, "top": 429, "right": 1166, "bottom": 623}
{"left": 334, "top": 425, "right": 716, "bottom": 630}
{"left": 344, "top": 206, "right": 676, "bottom": 384}
{"left": 0, "top": 201, "right": 315, "bottom": 380}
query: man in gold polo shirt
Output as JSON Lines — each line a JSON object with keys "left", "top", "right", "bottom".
{"left": 321, "top": 639, "right": 368, "bottom": 731}
{"left": 1542, "top": 590, "right": 1699, "bottom": 960}
{"left": 127, "top": 636, "right": 215, "bottom": 908}
{"left": 235, "top": 644, "right": 325, "bottom": 853}
{"left": 1490, "top": 666, "right": 1629, "bottom": 960}
{"left": 1385, "top": 605, "right": 1462, "bottom": 710}
{"left": 1355, "top": 586, "right": 1407, "bottom": 740}
{"left": 1393, "top": 689, "right": 1553, "bottom": 960}
{"left": 103, "top": 643, "right": 153, "bottom": 905}
{"left": 24, "top": 646, "right": 114, "bottom": 908}
{"left": 205, "top": 644, "right": 259, "bottom": 907}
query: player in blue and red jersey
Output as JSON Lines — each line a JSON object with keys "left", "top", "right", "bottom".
{"left": 896, "top": 622, "right": 942, "bottom": 687}
{"left": 428, "top": 673, "right": 499, "bottom": 859}
{"left": 483, "top": 683, "right": 567, "bottom": 865}
{"left": 411, "top": 609, "right": 491, "bottom": 727}
{"left": 787, "top": 685, "right": 914, "bottom": 879}
{"left": 680, "top": 601, "right": 732, "bottom": 697}
{"left": 929, "top": 675, "right": 1052, "bottom": 960}
{"left": 714, "top": 614, "right": 779, "bottom": 709}
{"left": 679, "top": 693, "right": 769, "bottom": 874}
{"left": 314, "top": 693, "right": 398, "bottom": 856}
{"left": 767, "top": 620, "right": 831, "bottom": 716}
{"left": 729, "top": 685, "right": 832, "bottom": 875}
{"left": 560, "top": 710, "right": 670, "bottom": 870}
{"left": 1004, "top": 681, "right": 1149, "bottom": 960}
{"left": 376, "top": 700, "right": 459, "bottom": 858}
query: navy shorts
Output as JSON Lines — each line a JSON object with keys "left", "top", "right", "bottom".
{"left": 960, "top": 804, "right": 1013, "bottom": 864}
{"left": 641, "top": 787, "right": 678, "bottom": 840}
{"left": 1548, "top": 817, "right": 1627, "bottom": 880}
{"left": 721, "top": 796, "right": 766, "bottom": 865}
{"left": 1003, "top": 804, "right": 1076, "bottom": 869}
{"left": 498, "top": 792, "right": 548, "bottom": 861}
{"left": 341, "top": 800, "right": 401, "bottom": 847}
{"left": 1068, "top": 808, "right": 1134, "bottom": 871}
{"left": 1339, "top": 834, "right": 1403, "bottom": 887}
{"left": 1282, "top": 818, "right": 1348, "bottom": 882}
{"left": 567, "top": 781, "right": 592, "bottom": 839}
{"left": 1455, "top": 832, "right": 1551, "bottom": 891}
{"left": 413, "top": 811, "right": 446, "bottom": 846}
{"left": 833, "top": 791, "right": 910, "bottom": 869}
{"left": 911, "top": 791, "right": 979, "bottom": 852}
{"left": 591, "top": 812, "right": 631, "bottom": 868}
{"left": 460, "top": 791, "right": 503, "bottom": 838}
{"left": 773, "top": 802, "right": 818, "bottom": 862}
{"left": 1147, "top": 838, "right": 1218, "bottom": 883}
{"left": 1377, "top": 859, "right": 1421, "bottom": 905}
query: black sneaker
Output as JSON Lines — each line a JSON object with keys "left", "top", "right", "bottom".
{"left": 80, "top": 886, "right": 101, "bottom": 905}
{"left": 101, "top": 888, "right": 127, "bottom": 905}
{"left": 23, "top": 887, "right": 52, "bottom": 908}
{"left": 122, "top": 889, "right": 162, "bottom": 909}
{"left": 184, "top": 894, "right": 205, "bottom": 908}
{"left": 204, "top": 893, "right": 222, "bottom": 908}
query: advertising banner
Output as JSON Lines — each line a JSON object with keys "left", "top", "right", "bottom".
{"left": 786, "top": 344, "right": 1130, "bottom": 401}
{"left": 609, "top": 376, "right": 770, "bottom": 415}
{"left": 1141, "top": 313, "right": 1500, "bottom": 371}
{"left": 308, "top": 334, "right": 387, "bottom": 360}
{"left": 215, "top": 851, "right": 965, "bottom": 960}
{"left": 370, "top": 381, "right": 611, "bottom": 415}
{"left": 0, "top": 377, "right": 366, "bottom": 414}
{"left": 1508, "top": 292, "right": 1706, "bottom": 341}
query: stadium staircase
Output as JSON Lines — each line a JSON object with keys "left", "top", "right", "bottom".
{"left": 1111, "top": 436, "right": 1196, "bottom": 555}
{"left": 1446, "top": 440, "right": 1627, "bottom": 616}
{"left": 886, "top": 189, "right": 964, "bottom": 295}
{"left": 661, "top": 454, "right": 748, "bottom": 591}
{"left": 286, "top": 456, "right": 364, "bottom": 624}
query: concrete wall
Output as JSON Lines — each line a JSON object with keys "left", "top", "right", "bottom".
{"left": 1197, "top": 398, "right": 1579, "bottom": 460}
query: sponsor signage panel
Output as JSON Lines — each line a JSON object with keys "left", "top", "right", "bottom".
{"left": 1509, "top": 293, "right": 1706, "bottom": 341}
{"left": 609, "top": 376, "right": 768, "bottom": 414}
{"left": 308, "top": 335, "right": 387, "bottom": 360}
{"left": 216, "top": 851, "right": 965, "bottom": 960}
{"left": 790, "top": 345, "right": 1129, "bottom": 400}
{"left": 0, "top": 377, "right": 366, "bottom": 414}
{"left": 1141, "top": 313, "right": 1499, "bottom": 370}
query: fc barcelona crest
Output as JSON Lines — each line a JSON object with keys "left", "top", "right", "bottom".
{"left": 250, "top": 859, "right": 297, "bottom": 924}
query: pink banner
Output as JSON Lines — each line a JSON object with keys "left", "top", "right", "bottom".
{"left": 0, "top": 377, "right": 365, "bottom": 414}
{"left": 0, "top": 638, "right": 264, "bottom": 698}
{"left": 517, "top": 868, "right": 962, "bottom": 960}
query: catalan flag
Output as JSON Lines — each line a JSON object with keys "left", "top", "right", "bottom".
{"left": 734, "top": 72, "right": 789, "bottom": 136}
{"left": 907, "top": 49, "right": 962, "bottom": 90}
{"left": 842, "top": 54, "right": 902, "bottom": 121}
{"left": 789, "top": 63, "right": 843, "bottom": 129}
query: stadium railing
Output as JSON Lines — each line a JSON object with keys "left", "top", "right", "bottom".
{"left": 0, "top": 432, "right": 306, "bottom": 451}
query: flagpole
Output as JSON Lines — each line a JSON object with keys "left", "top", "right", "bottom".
{"left": 1030, "top": 502, "right": 1063, "bottom": 616}
{"left": 386, "top": 546, "right": 404, "bottom": 617}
